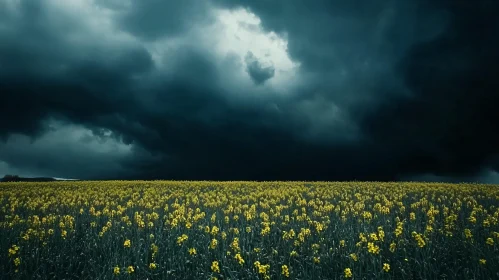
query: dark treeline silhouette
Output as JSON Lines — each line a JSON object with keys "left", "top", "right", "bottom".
{"left": 1, "top": 175, "right": 56, "bottom": 182}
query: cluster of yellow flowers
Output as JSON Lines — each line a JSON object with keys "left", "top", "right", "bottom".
{"left": 281, "top": 265, "right": 290, "bottom": 277}
{"left": 123, "top": 239, "right": 131, "bottom": 248}
{"left": 211, "top": 261, "right": 220, "bottom": 273}
{"left": 412, "top": 231, "right": 426, "bottom": 248}
{"left": 344, "top": 267, "right": 353, "bottom": 278}
{"left": 1, "top": 180, "right": 499, "bottom": 279}
{"left": 176, "top": 234, "right": 188, "bottom": 245}
{"left": 254, "top": 261, "right": 271, "bottom": 280}
{"left": 234, "top": 253, "right": 245, "bottom": 265}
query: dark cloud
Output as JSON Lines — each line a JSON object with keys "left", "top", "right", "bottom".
{"left": 0, "top": 0, "right": 153, "bottom": 137}
{"left": 244, "top": 51, "right": 275, "bottom": 85}
{"left": 117, "top": 0, "right": 214, "bottom": 40}
{"left": 211, "top": 0, "right": 499, "bottom": 181}
{"left": 358, "top": 0, "right": 499, "bottom": 178}
{"left": 0, "top": 0, "right": 498, "bottom": 183}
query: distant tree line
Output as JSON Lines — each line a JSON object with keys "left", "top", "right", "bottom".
{"left": 1, "top": 175, "right": 56, "bottom": 182}
{"left": 1, "top": 175, "right": 20, "bottom": 182}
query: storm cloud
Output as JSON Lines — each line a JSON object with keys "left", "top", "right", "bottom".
{"left": 244, "top": 51, "right": 275, "bottom": 85}
{"left": 0, "top": 0, "right": 498, "bottom": 182}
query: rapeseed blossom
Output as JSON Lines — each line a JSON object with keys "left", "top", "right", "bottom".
{"left": 211, "top": 261, "right": 220, "bottom": 273}
{"left": 124, "top": 239, "right": 131, "bottom": 248}
{"left": 1, "top": 181, "right": 499, "bottom": 280}
{"left": 281, "top": 265, "right": 290, "bottom": 277}
{"left": 344, "top": 268, "right": 353, "bottom": 278}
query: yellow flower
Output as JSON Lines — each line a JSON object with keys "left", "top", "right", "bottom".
{"left": 281, "top": 265, "right": 290, "bottom": 277}
{"left": 177, "top": 234, "right": 188, "bottom": 245}
{"left": 211, "top": 261, "right": 220, "bottom": 273}
{"left": 479, "top": 259, "right": 486, "bottom": 265}
{"left": 367, "top": 242, "right": 380, "bottom": 254}
{"left": 127, "top": 265, "right": 134, "bottom": 274}
{"left": 189, "top": 247, "right": 197, "bottom": 255}
{"left": 344, "top": 268, "right": 353, "bottom": 278}
{"left": 211, "top": 226, "right": 219, "bottom": 236}
{"left": 260, "top": 226, "right": 270, "bottom": 236}
{"left": 235, "top": 253, "right": 245, "bottom": 265}
{"left": 254, "top": 261, "right": 270, "bottom": 275}
{"left": 395, "top": 222, "right": 404, "bottom": 238}
{"left": 486, "top": 237, "right": 494, "bottom": 246}
{"left": 383, "top": 263, "right": 390, "bottom": 272}
{"left": 412, "top": 232, "right": 426, "bottom": 248}
{"left": 8, "top": 245, "right": 19, "bottom": 257}
{"left": 151, "top": 243, "right": 159, "bottom": 257}
{"left": 14, "top": 257, "right": 20, "bottom": 266}
{"left": 389, "top": 242, "right": 396, "bottom": 252}
{"left": 210, "top": 239, "right": 218, "bottom": 249}
{"left": 349, "top": 253, "right": 358, "bottom": 261}
{"left": 464, "top": 229, "right": 473, "bottom": 239}
{"left": 313, "top": 257, "right": 320, "bottom": 264}
{"left": 124, "top": 239, "right": 131, "bottom": 248}
{"left": 425, "top": 225, "right": 433, "bottom": 233}
{"left": 378, "top": 229, "right": 385, "bottom": 241}
{"left": 290, "top": 250, "right": 298, "bottom": 257}
{"left": 339, "top": 240, "right": 346, "bottom": 247}
{"left": 149, "top": 263, "right": 157, "bottom": 270}
{"left": 230, "top": 237, "right": 241, "bottom": 252}
{"left": 8, "top": 248, "right": 17, "bottom": 257}
{"left": 113, "top": 266, "right": 120, "bottom": 275}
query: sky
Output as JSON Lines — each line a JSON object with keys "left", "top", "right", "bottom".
{"left": 0, "top": 0, "right": 498, "bottom": 183}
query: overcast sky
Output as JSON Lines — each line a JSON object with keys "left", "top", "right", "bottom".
{"left": 1, "top": 0, "right": 498, "bottom": 182}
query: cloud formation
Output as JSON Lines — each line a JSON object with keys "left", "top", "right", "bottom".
{"left": 244, "top": 51, "right": 275, "bottom": 84}
{"left": 0, "top": 0, "right": 498, "bottom": 182}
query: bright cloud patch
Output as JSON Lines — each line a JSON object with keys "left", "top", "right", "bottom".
{"left": 211, "top": 8, "right": 300, "bottom": 87}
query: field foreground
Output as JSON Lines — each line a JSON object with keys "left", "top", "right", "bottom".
{"left": 1, "top": 181, "right": 499, "bottom": 279}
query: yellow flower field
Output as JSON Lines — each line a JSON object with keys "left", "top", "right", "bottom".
{"left": 1, "top": 181, "right": 498, "bottom": 279}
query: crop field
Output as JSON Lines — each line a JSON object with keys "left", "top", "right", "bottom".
{"left": 1, "top": 181, "right": 499, "bottom": 279}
